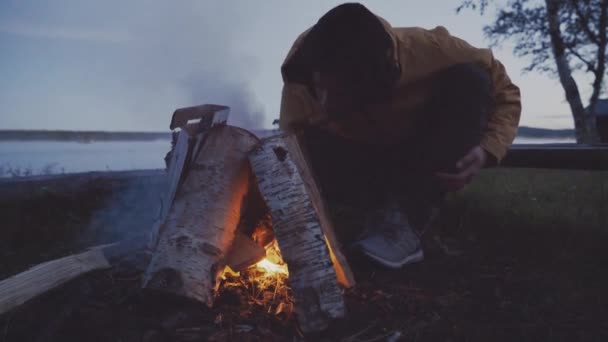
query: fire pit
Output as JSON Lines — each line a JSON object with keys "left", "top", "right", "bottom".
{"left": 0, "top": 104, "right": 355, "bottom": 335}
{"left": 143, "top": 105, "right": 355, "bottom": 333}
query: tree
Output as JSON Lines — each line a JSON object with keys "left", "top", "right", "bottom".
{"left": 458, "top": 0, "right": 608, "bottom": 143}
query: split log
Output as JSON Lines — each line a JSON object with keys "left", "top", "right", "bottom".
{"left": 0, "top": 239, "right": 142, "bottom": 315}
{"left": 248, "top": 132, "right": 355, "bottom": 333}
{"left": 142, "top": 125, "right": 259, "bottom": 307}
{"left": 285, "top": 133, "right": 356, "bottom": 288}
{"left": 149, "top": 104, "right": 230, "bottom": 250}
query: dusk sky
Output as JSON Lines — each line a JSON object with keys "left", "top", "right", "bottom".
{"left": 0, "top": 0, "right": 595, "bottom": 132}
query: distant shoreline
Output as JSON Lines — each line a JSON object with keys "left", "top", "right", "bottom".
{"left": 516, "top": 126, "right": 574, "bottom": 139}
{"left": 0, "top": 126, "right": 574, "bottom": 142}
{"left": 0, "top": 130, "right": 172, "bottom": 142}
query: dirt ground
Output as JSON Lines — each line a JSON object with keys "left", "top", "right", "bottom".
{"left": 1, "top": 168, "right": 608, "bottom": 341}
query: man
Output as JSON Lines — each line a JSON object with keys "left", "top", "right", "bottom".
{"left": 279, "top": 3, "right": 521, "bottom": 268}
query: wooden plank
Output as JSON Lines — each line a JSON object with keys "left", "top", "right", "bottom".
{"left": 149, "top": 129, "right": 189, "bottom": 250}
{"left": 148, "top": 129, "right": 191, "bottom": 250}
{"left": 0, "top": 247, "right": 110, "bottom": 315}
{"left": 284, "top": 133, "right": 356, "bottom": 288}
{"left": 248, "top": 132, "right": 347, "bottom": 333}
{"left": 142, "top": 126, "right": 260, "bottom": 307}
{"left": 0, "top": 238, "right": 146, "bottom": 315}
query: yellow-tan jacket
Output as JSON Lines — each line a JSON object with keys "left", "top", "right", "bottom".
{"left": 279, "top": 16, "right": 522, "bottom": 163}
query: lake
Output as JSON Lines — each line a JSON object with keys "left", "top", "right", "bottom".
{"left": 0, "top": 140, "right": 171, "bottom": 177}
{"left": 0, "top": 137, "right": 576, "bottom": 178}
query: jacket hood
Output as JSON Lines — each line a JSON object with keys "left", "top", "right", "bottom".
{"left": 280, "top": 14, "right": 401, "bottom": 84}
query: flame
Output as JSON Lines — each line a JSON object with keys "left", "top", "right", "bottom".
{"left": 221, "top": 239, "right": 289, "bottom": 278}
{"left": 219, "top": 238, "right": 293, "bottom": 319}
{"left": 255, "top": 258, "right": 288, "bottom": 275}
{"left": 222, "top": 265, "right": 240, "bottom": 278}
{"left": 252, "top": 239, "right": 288, "bottom": 275}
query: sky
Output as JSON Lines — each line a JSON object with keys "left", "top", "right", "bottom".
{"left": 0, "top": 0, "right": 595, "bottom": 132}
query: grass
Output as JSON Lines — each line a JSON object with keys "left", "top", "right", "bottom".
{"left": 326, "top": 168, "right": 608, "bottom": 342}
{"left": 451, "top": 168, "right": 608, "bottom": 234}
{"left": 2, "top": 167, "right": 608, "bottom": 341}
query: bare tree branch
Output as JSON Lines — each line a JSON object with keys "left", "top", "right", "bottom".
{"left": 456, "top": 0, "right": 490, "bottom": 14}
{"left": 570, "top": 0, "right": 601, "bottom": 44}
{"left": 457, "top": 0, "right": 604, "bottom": 142}
{"left": 566, "top": 44, "right": 597, "bottom": 72}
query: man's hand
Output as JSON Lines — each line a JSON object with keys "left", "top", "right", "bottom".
{"left": 435, "top": 145, "right": 488, "bottom": 191}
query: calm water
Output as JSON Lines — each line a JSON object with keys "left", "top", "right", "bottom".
{"left": 0, "top": 137, "right": 575, "bottom": 178}
{"left": 0, "top": 140, "right": 171, "bottom": 177}
{"left": 513, "top": 137, "right": 575, "bottom": 144}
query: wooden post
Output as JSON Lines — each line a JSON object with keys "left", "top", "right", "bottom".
{"left": 248, "top": 132, "right": 355, "bottom": 333}
{"left": 142, "top": 125, "right": 259, "bottom": 307}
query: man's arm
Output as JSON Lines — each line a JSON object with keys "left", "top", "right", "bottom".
{"left": 480, "top": 52, "right": 522, "bottom": 165}
{"left": 278, "top": 83, "right": 318, "bottom": 132}
{"left": 429, "top": 26, "right": 522, "bottom": 164}
{"left": 432, "top": 28, "right": 522, "bottom": 190}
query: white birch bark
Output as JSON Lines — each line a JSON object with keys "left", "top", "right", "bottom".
{"left": 142, "top": 125, "right": 259, "bottom": 307}
{"left": 248, "top": 132, "right": 349, "bottom": 333}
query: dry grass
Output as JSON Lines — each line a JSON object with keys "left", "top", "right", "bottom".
{"left": 219, "top": 240, "right": 294, "bottom": 321}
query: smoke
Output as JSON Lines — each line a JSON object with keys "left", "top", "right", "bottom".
{"left": 83, "top": 171, "right": 167, "bottom": 248}
{"left": 181, "top": 71, "right": 266, "bottom": 130}
{"left": 114, "top": 0, "right": 268, "bottom": 130}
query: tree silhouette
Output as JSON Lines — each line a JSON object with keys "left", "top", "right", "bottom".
{"left": 458, "top": 0, "right": 608, "bottom": 143}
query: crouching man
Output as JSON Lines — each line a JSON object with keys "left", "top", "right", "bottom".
{"left": 278, "top": 3, "right": 521, "bottom": 268}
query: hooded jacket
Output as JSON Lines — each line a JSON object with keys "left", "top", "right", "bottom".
{"left": 278, "top": 16, "right": 521, "bottom": 163}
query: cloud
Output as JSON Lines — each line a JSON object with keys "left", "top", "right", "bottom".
{"left": 0, "top": 21, "right": 132, "bottom": 43}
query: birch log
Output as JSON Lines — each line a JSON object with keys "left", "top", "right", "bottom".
{"left": 150, "top": 105, "right": 230, "bottom": 250}
{"left": 248, "top": 132, "right": 352, "bottom": 333}
{"left": 142, "top": 125, "right": 259, "bottom": 307}
{"left": 148, "top": 129, "right": 190, "bottom": 250}
{"left": 284, "top": 133, "right": 356, "bottom": 288}
{"left": 0, "top": 236, "right": 147, "bottom": 315}
{"left": 0, "top": 246, "right": 111, "bottom": 315}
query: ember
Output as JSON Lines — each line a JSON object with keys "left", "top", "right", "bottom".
{"left": 220, "top": 239, "right": 293, "bottom": 318}
{"left": 255, "top": 258, "right": 288, "bottom": 275}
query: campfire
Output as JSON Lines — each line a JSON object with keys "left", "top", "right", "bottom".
{"left": 143, "top": 104, "right": 359, "bottom": 333}
{"left": 0, "top": 104, "right": 356, "bottom": 335}
{"left": 248, "top": 240, "right": 289, "bottom": 276}
{"left": 220, "top": 239, "right": 293, "bottom": 319}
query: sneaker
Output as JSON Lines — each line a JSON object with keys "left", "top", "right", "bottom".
{"left": 354, "top": 204, "right": 424, "bottom": 269}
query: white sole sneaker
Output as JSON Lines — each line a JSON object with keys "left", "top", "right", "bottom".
{"left": 361, "top": 247, "right": 424, "bottom": 269}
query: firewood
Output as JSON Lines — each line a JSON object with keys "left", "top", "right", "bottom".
{"left": 149, "top": 104, "right": 230, "bottom": 250}
{"left": 248, "top": 132, "right": 355, "bottom": 333}
{"left": 0, "top": 239, "right": 143, "bottom": 315}
{"left": 225, "top": 232, "right": 266, "bottom": 272}
{"left": 284, "top": 133, "right": 356, "bottom": 288}
{"left": 142, "top": 125, "right": 259, "bottom": 307}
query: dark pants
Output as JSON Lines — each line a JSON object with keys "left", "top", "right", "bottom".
{"left": 301, "top": 63, "right": 493, "bottom": 227}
